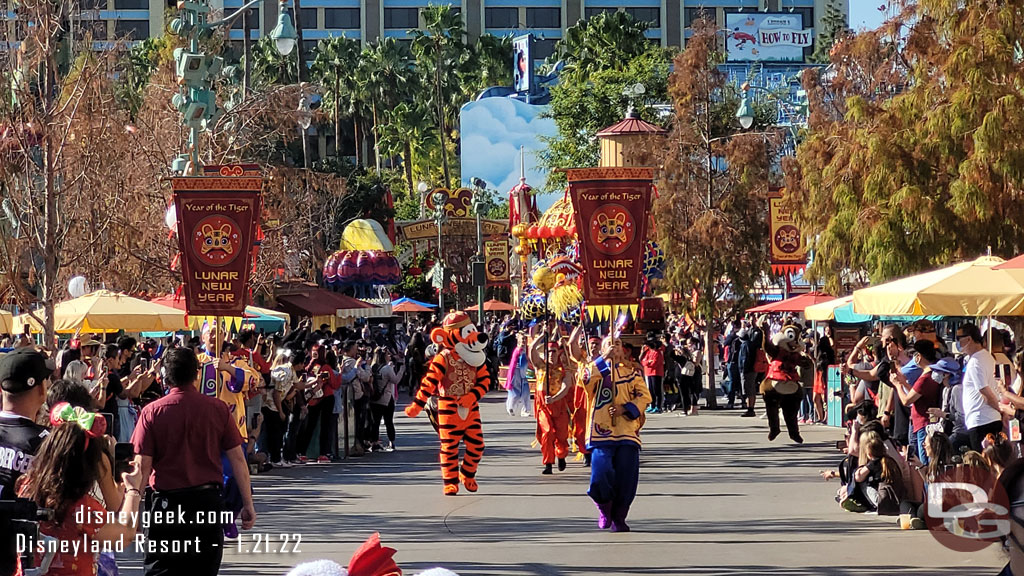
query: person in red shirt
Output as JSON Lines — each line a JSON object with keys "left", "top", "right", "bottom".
{"left": 130, "top": 348, "right": 255, "bottom": 576}
{"left": 297, "top": 345, "right": 342, "bottom": 463}
{"left": 640, "top": 336, "right": 665, "bottom": 414}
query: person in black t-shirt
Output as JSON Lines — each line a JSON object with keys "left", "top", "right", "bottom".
{"left": 0, "top": 348, "right": 53, "bottom": 576}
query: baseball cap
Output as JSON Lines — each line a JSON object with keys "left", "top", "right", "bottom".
{"left": 0, "top": 348, "right": 53, "bottom": 393}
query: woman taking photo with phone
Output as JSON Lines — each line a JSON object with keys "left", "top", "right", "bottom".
{"left": 17, "top": 402, "right": 143, "bottom": 575}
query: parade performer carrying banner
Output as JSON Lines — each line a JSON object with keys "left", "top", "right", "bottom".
{"left": 528, "top": 324, "right": 574, "bottom": 475}
{"left": 406, "top": 311, "right": 491, "bottom": 495}
{"left": 580, "top": 335, "right": 651, "bottom": 532}
{"left": 567, "top": 324, "right": 597, "bottom": 467}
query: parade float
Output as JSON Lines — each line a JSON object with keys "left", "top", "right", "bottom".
{"left": 510, "top": 112, "right": 667, "bottom": 334}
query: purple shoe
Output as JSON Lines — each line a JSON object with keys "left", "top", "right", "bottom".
{"left": 610, "top": 505, "right": 631, "bottom": 532}
{"left": 595, "top": 502, "right": 613, "bottom": 530}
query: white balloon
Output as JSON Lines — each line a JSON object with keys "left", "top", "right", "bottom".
{"left": 68, "top": 276, "right": 89, "bottom": 299}
{"left": 165, "top": 204, "right": 177, "bottom": 231}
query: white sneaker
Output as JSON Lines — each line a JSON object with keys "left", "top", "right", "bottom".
{"left": 521, "top": 412, "right": 531, "bottom": 417}
{"left": 272, "top": 460, "right": 293, "bottom": 468}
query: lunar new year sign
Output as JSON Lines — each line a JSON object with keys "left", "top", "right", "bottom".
{"left": 567, "top": 167, "right": 653, "bottom": 314}
{"left": 172, "top": 165, "right": 262, "bottom": 317}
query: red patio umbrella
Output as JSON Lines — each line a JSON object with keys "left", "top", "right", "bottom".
{"left": 392, "top": 300, "right": 434, "bottom": 313}
{"left": 746, "top": 292, "right": 835, "bottom": 314}
{"left": 466, "top": 299, "right": 516, "bottom": 312}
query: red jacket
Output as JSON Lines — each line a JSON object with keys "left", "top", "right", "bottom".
{"left": 640, "top": 346, "right": 665, "bottom": 377}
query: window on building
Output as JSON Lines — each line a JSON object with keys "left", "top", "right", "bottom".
{"left": 525, "top": 7, "right": 559, "bottom": 28}
{"left": 792, "top": 7, "right": 814, "bottom": 28}
{"left": 301, "top": 39, "right": 318, "bottom": 56}
{"left": 532, "top": 37, "right": 556, "bottom": 60}
{"left": 384, "top": 7, "right": 418, "bottom": 29}
{"left": 80, "top": 0, "right": 107, "bottom": 10}
{"left": 624, "top": 7, "right": 658, "bottom": 26}
{"left": 230, "top": 8, "right": 259, "bottom": 30}
{"left": 484, "top": 7, "right": 517, "bottom": 28}
{"left": 684, "top": 7, "right": 713, "bottom": 27}
{"left": 584, "top": 7, "right": 615, "bottom": 20}
{"left": 397, "top": 38, "right": 413, "bottom": 52}
{"left": 88, "top": 20, "right": 108, "bottom": 39}
{"left": 113, "top": 0, "right": 147, "bottom": 9}
{"left": 324, "top": 8, "right": 359, "bottom": 28}
{"left": 299, "top": 8, "right": 317, "bottom": 29}
{"left": 114, "top": 19, "right": 149, "bottom": 39}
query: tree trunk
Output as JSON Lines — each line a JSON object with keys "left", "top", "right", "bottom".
{"left": 334, "top": 72, "right": 341, "bottom": 161}
{"left": 43, "top": 133, "right": 58, "bottom": 348}
{"left": 372, "top": 100, "right": 380, "bottom": 173}
{"left": 435, "top": 44, "right": 451, "bottom": 189}
{"left": 353, "top": 117, "right": 361, "bottom": 166}
{"left": 403, "top": 139, "right": 414, "bottom": 196}
{"left": 702, "top": 281, "right": 717, "bottom": 409}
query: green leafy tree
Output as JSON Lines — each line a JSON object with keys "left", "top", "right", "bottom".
{"left": 358, "top": 38, "right": 415, "bottom": 172}
{"left": 311, "top": 37, "right": 363, "bottom": 164}
{"left": 811, "top": 0, "right": 849, "bottom": 64}
{"left": 247, "top": 36, "right": 297, "bottom": 88}
{"left": 474, "top": 34, "right": 514, "bottom": 90}
{"left": 411, "top": 4, "right": 476, "bottom": 189}
{"left": 547, "top": 11, "right": 651, "bottom": 85}
{"left": 541, "top": 47, "right": 672, "bottom": 191}
{"left": 643, "top": 19, "right": 777, "bottom": 407}
{"left": 783, "top": 1, "right": 1024, "bottom": 291}
{"left": 115, "top": 37, "right": 169, "bottom": 119}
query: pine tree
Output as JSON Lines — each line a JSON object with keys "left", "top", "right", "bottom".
{"left": 811, "top": 0, "right": 848, "bottom": 64}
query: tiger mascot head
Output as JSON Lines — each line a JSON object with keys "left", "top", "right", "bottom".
{"left": 431, "top": 311, "right": 488, "bottom": 367}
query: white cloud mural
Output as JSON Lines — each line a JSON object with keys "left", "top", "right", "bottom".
{"left": 460, "top": 97, "right": 559, "bottom": 211}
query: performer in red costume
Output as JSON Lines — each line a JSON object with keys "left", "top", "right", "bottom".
{"left": 529, "top": 324, "right": 574, "bottom": 475}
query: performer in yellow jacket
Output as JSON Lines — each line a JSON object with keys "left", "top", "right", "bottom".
{"left": 580, "top": 335, "right": 651, "bottom": 532}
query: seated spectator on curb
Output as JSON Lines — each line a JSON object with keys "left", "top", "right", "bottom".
{"left": 839, "top": 431, "right": 904, "bottom": 514}
{"left": 983, "top": 432, "right": 1015, "bottom": 478}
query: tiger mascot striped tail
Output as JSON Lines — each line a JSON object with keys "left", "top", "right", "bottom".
{"left": 406, "top": 311, "right": 491, "bottom": 495}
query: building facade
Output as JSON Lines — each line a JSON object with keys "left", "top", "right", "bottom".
{"left": 3, "top": 0, "right": 847, "bottom": 63}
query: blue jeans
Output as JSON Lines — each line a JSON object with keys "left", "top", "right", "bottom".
{"left": 726, "top": 364, "right": 741, "bottom": 405}
{"left": 914, "top": 427, "right": 928, "bottom": 466}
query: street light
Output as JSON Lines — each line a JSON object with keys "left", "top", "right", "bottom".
{"left": 432, "top": 190, "right": 448, "bottom": 312}
{"left": 169, "top": 0, "right": 297, "bottom": 174}
{"left": 470, "top": 178, "right": 489, "bottom": 324}
{"left": 734, "top": 80, "right": 808, "bottom": 132}
{"left": 270, "top": 0, "right": 298, "bottom": 56}
{"left": 417, "top": 181, "right": 429, "bottom": 218}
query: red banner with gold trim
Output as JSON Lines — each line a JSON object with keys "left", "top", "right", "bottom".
{"left": 172, "top": 165, "right": 262, "bottom": 317}
{"left": 768, "top": 189, "right": 807, "bottom": 275}
{"left": 567, "top": 167, "right": 653, "bottom": 320}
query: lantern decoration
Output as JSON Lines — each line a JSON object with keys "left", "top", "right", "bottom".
{"left": 643, "top": 240, "right": 665, "bottom": 280}
{"left": 511, "top": 223, "right": 528, "bottom": 239}
{"left": 324, "top": 249, "right": 401, "bottom": 287}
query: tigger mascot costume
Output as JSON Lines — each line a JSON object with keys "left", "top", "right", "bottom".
{"left": 406, "top": 311, "right": 491, "bottom": 495}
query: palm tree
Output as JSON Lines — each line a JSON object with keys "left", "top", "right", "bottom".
{"left": 550, "top": 11, "right": 650, "bottom": 83}
{"left": 246, "top": 36, "right": 298, "bottom": 88}
{"left": 411, "top": 5, "right": 475, "bottom": 189}
{"left": 357, "top": 38, "right": 414, "bottom": 172}
{"left": 473, "top": 33, "right": 514, "bottom": 91}
{"left": 311, "top": 36, "right": 362, "bottom": 163}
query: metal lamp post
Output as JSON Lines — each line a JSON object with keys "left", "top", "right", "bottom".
{"left": 432, "top": 190, "right": 447, "bottom": 312}
{"left": 734, "top": 80, "right": 808, "bottom": 132}
{"left": 169, "top": 0, "right": 297, "bottom": 174}
{"left": 470, "top": 177, "right": 489, "bottom": 324}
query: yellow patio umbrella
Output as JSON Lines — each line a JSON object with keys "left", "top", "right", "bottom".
{"left": 852, "top": 256, "right": 1024, "bottom": 316}
{"left": 804, "top": 295, "right": 854, "bottom": 322}
{"left": 49, "top": 290, "right": 188, "bottom": 333}
{"left": 246, "top": 305, "right": 290, "bottom": 323}
{"left": 339, "top": 219, "right": 394, "bottom": 251}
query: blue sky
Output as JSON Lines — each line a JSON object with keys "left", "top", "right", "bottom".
{"left": 849, "top": 2, "right": 886, "bottom": 31}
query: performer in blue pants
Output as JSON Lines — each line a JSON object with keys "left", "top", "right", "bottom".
{"left": 580, "top": 336, "right": 651, "bottom": 532}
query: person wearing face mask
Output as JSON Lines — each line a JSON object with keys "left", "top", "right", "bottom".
{"left": 892, "top": 343, "right": 944, "bottom": 465}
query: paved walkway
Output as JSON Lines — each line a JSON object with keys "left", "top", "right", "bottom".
{"left": 122, "top": 395, "right": 1004, "bottom": 575}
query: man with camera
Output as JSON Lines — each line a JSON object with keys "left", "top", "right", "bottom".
{"left": 0, "top": 348, "right": 53, "bottom": 576}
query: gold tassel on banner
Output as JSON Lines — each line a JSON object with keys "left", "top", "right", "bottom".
{"left": 629, "top": 304, "right": 639, "bottom": 320}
